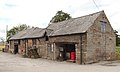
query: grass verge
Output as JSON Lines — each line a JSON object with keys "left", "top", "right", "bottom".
{"left": 116, "top": 46, "right": 120, "bottom": 60}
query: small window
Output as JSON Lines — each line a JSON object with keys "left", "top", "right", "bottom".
{"left": 100, "top": 21, "right": 106, "bottom": 32}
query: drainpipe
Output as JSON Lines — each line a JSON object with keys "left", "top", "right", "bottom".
{"left": 105, "top": 34, "right": 107, "bottom": 60}
{"left": 80, "top": 34, "right": 83, "bottom": 64}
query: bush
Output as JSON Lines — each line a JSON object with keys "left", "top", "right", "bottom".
{"left": 116, "top": 47, "right": 120, "bottom": 60}
{"left": 116, "top": 52, "right": 120, "bottom": 60}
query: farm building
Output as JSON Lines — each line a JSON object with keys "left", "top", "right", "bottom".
{"left": 9, "top": 10, "right": 116, "bottom": 64}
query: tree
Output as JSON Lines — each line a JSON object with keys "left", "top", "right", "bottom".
{"left": 0, "top": 38, "right": 5, "bottom": 45}
{"left": 114, "top": 30, "right": 120, "bottom": 46}
{"left": 7, "top": 24, "right": 30, "bottom": 41}
{"left": 50, "top": 10, "right": 71, "bottom": 23}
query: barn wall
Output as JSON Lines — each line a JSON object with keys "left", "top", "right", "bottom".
{"left": 86, "top": 12, "right": 116, "bottom": 64}
{"left": 9, "top": 40, "right": 14, "bottom": 53}
{"left": 19, "top": 40, "right": 26, "bottom": 55}
{"left": 23, "top": 38, "right": 47, "bottom": 58}
{"left": 9, "top": 40, "right": 21, "bottom": 54}
{"left": 48, "top": 34, "right": 87, "bottom": 64}
{"left": 36, "top": 38, "right": 47, "bottom": 59}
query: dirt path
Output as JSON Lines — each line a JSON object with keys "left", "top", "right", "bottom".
{"left": 0, "top": 52, "right": 120, "bottom": 72}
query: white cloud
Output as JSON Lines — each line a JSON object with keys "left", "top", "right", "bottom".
{"left": 0, "top": 0, "right": 120, "bottom": 40}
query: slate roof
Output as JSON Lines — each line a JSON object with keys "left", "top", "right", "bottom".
{"left": 47, "top": 11, "right": 103, "bottom": 36}
{"left": 9, "top": 29, "right": 30, "bottom": 40}
{"left": 9, "top": 27, "right": 45, "bottom": 40}
{"left": 10, "top": 11, "right": 104, "bottom": 40}
{"left": 21, "top": 27, "right": 45, "bottom": 39}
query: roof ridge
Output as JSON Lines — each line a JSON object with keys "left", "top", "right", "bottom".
{"left": 10, "top": 10, "right": 105, "bottom": 40}
{"left": 47, "top": 10, "right": 104, "bottom": 36}
{"left": 73, "top": 10, "right": 104, "bottom": 20}
{"left": 47, "top": 10, "right": 103, "bottom": 26}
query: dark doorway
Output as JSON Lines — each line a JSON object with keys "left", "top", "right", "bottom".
{"left": 14, "top": 45, "right": 18, "bottom": 54}
{"left": 57, "top": 43, "right": 76, "bottom": 62}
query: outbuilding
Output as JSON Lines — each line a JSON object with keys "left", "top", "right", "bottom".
{"left": 9, "top": 10, "right": 116, "bottom": 64}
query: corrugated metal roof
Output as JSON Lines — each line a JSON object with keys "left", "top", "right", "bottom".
{"left": 47, "top": 11, "right": 103, "bottom": 36}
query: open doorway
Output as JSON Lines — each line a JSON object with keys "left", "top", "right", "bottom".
{"left": 56, "top": 43, "right": 76, "bottom": 62}
{"left": 14, "top": 45, "right": 18, "bottom": 54}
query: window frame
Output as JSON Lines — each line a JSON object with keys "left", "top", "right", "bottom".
{"left": 100, "top": 21, "right": 107, "bottom": 33}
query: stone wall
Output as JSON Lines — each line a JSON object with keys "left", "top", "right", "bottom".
{"left": 9, "top": 12, "right": 115, "bottom": 64}
{"left": 9, "top": 40, "right": 14, "bottom": 53}
{"left": 9, "top": 38, "right": 46, "bottom": 58}
{"left": 9, "top": 34, "right": 87, "bottom": 64}
{"left": 23, "top": 38, "right": 47, "bottom": 58}
{"left": 86, "top": 12, "right": 116, "bottom": 64}
{"left": 48, "top": 34, "right": 87, "bottom": 64}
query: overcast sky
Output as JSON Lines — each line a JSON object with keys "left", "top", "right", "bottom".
{"left": 0, "top": 0, "right": 120, "bottom": 40}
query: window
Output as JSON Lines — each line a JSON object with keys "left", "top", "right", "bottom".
{"left": 100, "top": 21, "right": 106, "bottom": 32}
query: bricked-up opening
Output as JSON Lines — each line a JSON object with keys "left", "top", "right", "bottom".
{"left": 56, "top": 43, "right": 76, "bottom": 62}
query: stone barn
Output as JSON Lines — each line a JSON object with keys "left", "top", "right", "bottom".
{"left": 9, "top": 10, "right": 116, "bottom": 64}
{"left": 9, "top": 27, "right": 49, "bottom": 58}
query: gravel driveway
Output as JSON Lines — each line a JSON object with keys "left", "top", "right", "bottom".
{"left": 0, "top": 52, "right": 120, "bottom": 72}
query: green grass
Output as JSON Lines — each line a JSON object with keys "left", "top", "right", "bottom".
{"left": 116, "top": 46, "right": 120, "bottom": 52}
{"left": 116, "top": 46, "right": 120, "bottom": 60}
{"left": 116, "top": 46, "right": 120, "bottom": 48}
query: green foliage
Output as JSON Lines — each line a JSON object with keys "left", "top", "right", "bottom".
{"left": 117, "top": 37, "right": 120, "bottom": 46}
{"left": 7, "top": 24, "right": 30, "bottom": 41}
{"left": 116, "top": 47, "right": 120, "bottom": 52}
{"left": 114, "top": 30, "right": 120, "bottom": 46}
{"left": 116, "top": 47, "right": 120, "bottom": 60}
{"left": 50, "top": 10, "right": 71, "bottom": 23}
